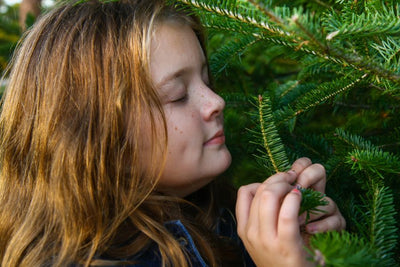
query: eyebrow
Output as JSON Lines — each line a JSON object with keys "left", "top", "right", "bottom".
{"left": 155, "top": 62, "right": 208, "bottom": 89}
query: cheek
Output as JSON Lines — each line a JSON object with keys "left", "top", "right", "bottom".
{"left": 166, "top": 123, "right": 187, "bottom": 155}
{"left": 165, "top": 110, "right": 195, "bottom": 138}
{"left": 163, "top": 107, "right": 202, "bottom": 157}
{"left": 173, "top": 125, "right": 184, "bottom": 135}
{"left": 165, "top": 120, "right": 196, "bottom": 161}
{"left": 166, "top": 113, "right": 199, "bottom": 145}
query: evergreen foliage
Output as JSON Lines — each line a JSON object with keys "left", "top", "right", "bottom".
{"left": 249, "top": 93, "right": 328, "bottom": 220}
{"left": 174, "top": 0, "right": 400, "bottom": 265}
{"left": 1, "top": 0, "right": 399, "bottom": 265}
{"left": 250, "top": 94, "right": 290, "bottom": 174}
{"left": 0, "top": 3, "right": 20, "bottom": 75}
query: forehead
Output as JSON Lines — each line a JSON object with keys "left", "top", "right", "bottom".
{"left": 149, "top": 22, "right": 206, "bottom": 86}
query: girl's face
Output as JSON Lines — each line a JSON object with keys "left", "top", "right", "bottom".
{"left": 150, "top": 22, "right": 232, "bottom": 197}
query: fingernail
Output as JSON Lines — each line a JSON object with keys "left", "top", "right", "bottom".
{"left": 295, "top": 183, "right": 303, "bottom": 190}
{"left": 307, "top": 225, "right": 318, "bottom": 234}
{"left": 292, "top": 188, "right": 301, "bottom": 194}
{"left": 287, "top": 169, "right": 297, "bottom": 176}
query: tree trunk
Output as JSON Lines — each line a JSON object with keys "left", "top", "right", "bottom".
{"left": 19, "top": 0, "right": 42, "bottom": 31}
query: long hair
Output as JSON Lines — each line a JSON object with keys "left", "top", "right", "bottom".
{"left": 0, "top": 0, "right": 242, "bottom": 266}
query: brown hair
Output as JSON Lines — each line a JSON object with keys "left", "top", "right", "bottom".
{"left": 0, "top": 0, "right": 241, "bottom": 266}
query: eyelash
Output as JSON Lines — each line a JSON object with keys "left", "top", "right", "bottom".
{"left": 172, "top": 94, "right": 188, "bottom": 103}
{"left": 170, "top": 78, "right": 212, "bottom": 104}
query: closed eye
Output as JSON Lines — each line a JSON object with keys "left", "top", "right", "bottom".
{"left": 172, "top": 94, "right": 188, "bottom": 103}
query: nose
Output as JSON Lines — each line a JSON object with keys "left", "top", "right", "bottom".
{"left": 201, "top": 86, "right": 225, "bottom": 121}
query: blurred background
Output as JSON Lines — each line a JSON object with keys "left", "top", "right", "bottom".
{"left": 0, "top": 0, "right": 53, "bottom": 82}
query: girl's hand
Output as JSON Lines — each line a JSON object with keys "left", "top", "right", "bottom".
{"left": 236, "top": 171, "right": 314, "bottom": 267}
{"left": 292, "top": 158, "right": 346, "bottom": 234}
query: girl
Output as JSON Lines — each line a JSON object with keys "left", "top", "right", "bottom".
{"left": 0, "top": 0, "right": 345, "bottom": 266}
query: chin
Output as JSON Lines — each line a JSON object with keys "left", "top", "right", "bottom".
{"left": 220, "top": 146, "right": 232, "bottom": 170}
{"left": 210, "top": 149, "right": 232, "bottom": 177}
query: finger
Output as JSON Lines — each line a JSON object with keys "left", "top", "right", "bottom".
{"left": 277, "top": 188, "right": 302, "bottom": 242}
{"left": 290, "top": 157, "right": 312, "bottom": 175}
{"left": 236, "top": 183, "right": 261, "bottom": 236}
{"left": 296, "top": 163, "right": 326, "bottom": 193}
{"left": 258, "top": 182, "right": 294, "bottom": 238}
{"left": 302, "top": 196, "right": 336, "bottom": 223}
{"left": 263, "top": 170, "right": 298, "bottom": 186}
{"left": 305, "top": 210, "right": 346, "bottom": 233}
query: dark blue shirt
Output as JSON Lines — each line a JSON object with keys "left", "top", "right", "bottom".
{"left": 89, "top": 209, "right": 255, "bottom": 266}
{"left": 128, "top": 209, "right": 255, "bottom": 266}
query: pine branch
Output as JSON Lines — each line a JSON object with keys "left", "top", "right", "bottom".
{"left": 334, "top": 129, "right": 400, "bottom": 177}
{"left": 176, "top": 1, "right": 400, "bottom": 264}
{"left": 308, "top": 231, "right": 379, "bottom": 266}
{"left": 177, "top": 1, "right": 344, "bottom": 67}
{"left": 179, "top": 0, "right": 400, "bottom": 86}
{"left": 334, "top": 128, "right": 373, "bottom": 150}
{"left": 291, "top": 14, "right": 327, "bottom": 54}
{"left": 177, "top": 0, "right": 287, "bottom": 35}
{"left": 299, "top": 187, "right": 328, "bottom": 222}
{"left": 292, "top": 11, "right": 400, "bottom": 84}
{"left": 209, "top": 34, "right": 260, "bottom": 77}
{"left": 247, "top": 0, "right": 284, "bottom": 25}
{"left": 219, "top": 92, "right": 250, "bottom": 106}
{"left": 334, "top": 129, "right": 399, "bottom": 263}
{"left": 371, "top": 37, "right": 400, "bottom": 69}
{"left": 276, "top": 80, "right": 301, "bottom": 99}
{"left": 347, "top": 149, "right": 400, "bottom": 178}
{"left": 276, "top": 74, "right": 368, "bottom": 126}
{"left": 323, "top": 8, "right": 400, "bottom": 39}
{"left": 249, "top": 94, "right": 327, "bottom": 218}
{"left": 361, "top": 183, "right": 398, "bottom": 266}
{"left": 292, "top": 133, "right": 331, "bottom": 161}
{"left": 255, "top": 94, "right": 290, "bottom": 173}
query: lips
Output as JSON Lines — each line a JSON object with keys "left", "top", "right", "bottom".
{"left": 204, "top": 130, "right": 225, "bottom": 146}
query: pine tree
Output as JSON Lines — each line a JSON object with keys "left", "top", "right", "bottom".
{"left": 173, "top": 0, "right": 400, "bottom": 266}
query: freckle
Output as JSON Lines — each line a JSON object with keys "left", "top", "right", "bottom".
{"left": 180, "top": 131, "right": 183, "bottom": 134}
{"left": 201, "top": 94, "right": 204, "bottom": 97}
{"left": 174, "top": 126, "right": 178, "bottom": 131}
